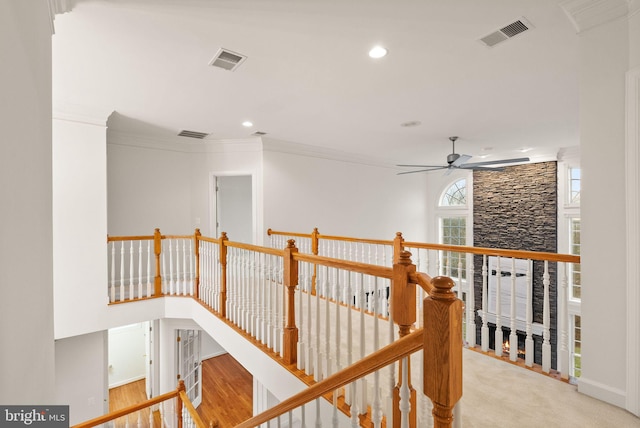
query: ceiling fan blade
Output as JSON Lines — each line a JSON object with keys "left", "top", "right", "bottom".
{"left": 451, "top": 154, "right": 472, "bottom": 167}
{"left": 397, "top": 167, "right": 447, "bottom": 175}
{"left": 396, "top": 164, "right": 446, "bottom": 168}
{"left": 467, "top": 166, "right": 505, "bottom": 172}
{"left": 462, "top": 157, "right": 530, "bottom": 168}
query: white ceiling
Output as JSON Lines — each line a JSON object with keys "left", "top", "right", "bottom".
{"left": 52, "top": 0, "right": 580, "bottom": 168}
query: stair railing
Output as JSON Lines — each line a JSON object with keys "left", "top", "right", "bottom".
{"left": 72, "top": 381, "right": 205, "bottom": 428}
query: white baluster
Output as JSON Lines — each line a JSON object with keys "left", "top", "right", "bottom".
{"left": 181, "top": 239, "right": 187, "bottom": 295}
{"left": 146, "top": 240, "right": 152, "bottom": 297}
{"left": 169, "top": 240, "right": 175, "bottom": 295}
{"left": 266, "top": 252, "right": 273, "bottom": 349}
{"left": 315, "top": 397, "right": 322, "bottom": 428}
{"left": 332, "top": 390, "right": 338, "bottom": 428}
{"left": 334, "top": 268, "right": 341, "bottom": 375}
{"left": 161, "top": 241, "right": 167, "bottom": 294}
{"left": 149, "top": 404, "right": 154, "bottom": 428}
{"left": 542, "top": 260, "right": 551, "bottom": 373}
{"left": 495, "top": 256, "right": 503, "bottom": 357}
{"left": 189, "top": 238, "right": 194, "bottom": 295}
{"left": 344, "top": 271, "right": 353, "bottom": 407}
{"left": 559, "top": 262, "right": 570, "bottom": 379}
{"left": 358, "top": 273, "right": 367, "bottom": 414}
{"left": 466, "top": 255, "right": 476, "bottom": 347}
{"left": 481, "top": 254, "right": 489, "bottom": 352}
{"left": 128, "top": 241, "right": 134, "bottom": 299}
{"left": 297, "top": 260, "right": 305, "bottom": 371}
{"left": 509, "top": 258, "right": 518, "bottom": 362}
{"left": 315, "top": 265, "right": 322, "bottom": 382}
{"left": 120, "top": 242, "right": 125, "bottom": 302}
{"left": 525, "top": 259, "right": 534, "bottom": 367}
{"left": 386, "top": 305, "right": 396, "bottom": 428}
{"left": 305, "top": 262, "right": 313, "bottom": 376}
{"left": 138, "top": 240, "right": 143, "bottom": 299}
{"left": 324, "top": 266, "right": 333, "bottom": 377}
{"left": 137, "top": 410, "right": 141, "bottom": 427}
{"left": 350, "top": 378, "right": 360, "bottom": 428}
{"left": 110, "top": 242, "right": 116, "bottom": 303}
{"left": 280, "top": 257, "right": 286, "bottom": 357}
{"left": 400, "top": 357, "right": 410, "bottom": 428}
{"left": 372, "top": 277, "right": 382, "bottom": 428}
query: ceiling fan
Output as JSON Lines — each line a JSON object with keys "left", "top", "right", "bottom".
{"left": 396, "top": 136, "right": 530, "bottom": 175}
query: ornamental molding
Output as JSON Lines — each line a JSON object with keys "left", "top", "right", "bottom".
{"left": 47, "top": 0, "right": 72, "bottom": 35}
{"left": 559, "top": 0, "right": 631, "bottom": 33}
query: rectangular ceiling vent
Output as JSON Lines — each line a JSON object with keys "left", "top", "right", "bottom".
{"left": 178, "top": 130, "right": 209, "bottom": 139}
{"left": 209, "top": 48, "right": 247, "bottom": 71}
{"left": 479, "top": 17, "right": 532, "bottom": 47}
{"left": 252, "top": 131, "right": 267, "bottom": 136}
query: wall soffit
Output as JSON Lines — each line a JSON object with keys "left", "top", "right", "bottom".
{"left": 560, "top": 0, "right": 632, "bottom": 33}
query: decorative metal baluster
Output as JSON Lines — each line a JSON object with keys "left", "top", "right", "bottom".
{"left": 509, "top": 258, "right": 518, "bottom": 361}
{"left": 542, "top": 260, "right": 551, "bottom": 373}
{"left": 495, "top": 256, "right": 503, "bottom": 357}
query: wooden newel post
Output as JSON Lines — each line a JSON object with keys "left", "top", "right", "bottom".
{"left": 154, "top": 228, "right": 162, "bottom": 296}
{"left": 194, "top": 228, "right": 201, "bottom": 300}
{"left": 219, "top": 232, "right": 228, "bottom": 318}
{"left": 423, "top": 276, "right": 463, "bottom": 428}
{"left": 283, "top": 239, "right": 299, "bottom": 365}
{"left": 177, "top": 380, "right": 185, "bottom": 428}
{"left": 392, "top": 251, "right": 417, "bottom": 427}
{"left": 393, "top": 232, "right": 405, "bottom": 264}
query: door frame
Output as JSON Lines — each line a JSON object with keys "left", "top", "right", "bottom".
{"left": 208, "top": 171, "right": 258, "bottom": 243}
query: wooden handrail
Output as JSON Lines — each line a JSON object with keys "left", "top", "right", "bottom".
{"left": 179, "top": 390, "right": 207, "bottom": 427}
{"left": 294, "top": 253, "right": 393, "bottom": 279}
{"left": 403, "top": 240, "right": 580, "bottom": 263}
{"left": 107, "top": 234, "right": 154, "bottom": 242}
{"left": 234, "top": 329, "right": 424, "bottom": 428}
{"left": 72, "top": 389, "right": 178, "bottom": 428}
{"left": 409, "top": 272, "right": 435, "bottom": 295}
{"left": 267, "top": 228, "right": 312, "bottom": 239}
{"left": 224, "top": 240, "right": 284, "bottom": 256}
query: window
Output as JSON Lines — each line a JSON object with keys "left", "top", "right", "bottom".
{"left": 438, "top": 178, "right": 469, "bottom": 279}
{"left": 569, "top": 167, "right": 581, "bottom": 204}
{"left": 441, "top": 178, "right": 466, "bottom": 206}
{"left": 572, "top": 315, "right": 582, "bottom": 378}
{"left": 570, "top": 218, "right": 581, "bottom": 299}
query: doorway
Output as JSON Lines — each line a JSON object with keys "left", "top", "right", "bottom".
{"left": 212, "top": 175, "right": 253, "bottom": 243}
{"left": 177, "top": 329, "right": 202, "bottom": 408}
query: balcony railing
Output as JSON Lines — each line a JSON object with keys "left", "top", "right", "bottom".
{"left": 267, "top": 228, "right": 581, "bottom": 379}
{"left": 103, "top": 227, "right": 578, "bottom": 427}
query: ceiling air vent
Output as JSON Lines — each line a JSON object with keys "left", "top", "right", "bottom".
{"left": 209, "top": 48, "right": 247, "bottom": 71}
{"left": 178, "top": 130, "right": 209, "bottom": 139}
{"left": 252, "top": 131, "right": 267, "bottom": 136}
{"left": 479, "top": 17, "right": 532, "bottom": 47}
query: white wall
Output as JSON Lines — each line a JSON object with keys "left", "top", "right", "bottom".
{"left": 201, "top": 331, "right": 226, "bottom": 359}
{"left": 262, "top": 148, "right": 428, "bottom": 242}
{"left": 108, "top": 323, "right": 147, "bottom": 388}
{"left": 107, "top": 139, "right": 192, "bottom": 235}
{"left": 55, "top": 331, "right": 109, "bottom": 425}
{"left": 578, "top": 14, "right": 631, "bottom": 408}
{"left": 0, "top": 0, "right": 55, "bottom": 404}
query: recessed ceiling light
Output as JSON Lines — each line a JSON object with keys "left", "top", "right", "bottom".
{"left": 242, "top": 121, "right": 253, "bottom": 127}
{"left": 369, "top": 46, "right": 388, "bottom": 58}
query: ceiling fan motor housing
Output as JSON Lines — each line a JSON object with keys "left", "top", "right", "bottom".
{"left": 447, "top": 153, "right": 460, "bottom": 165}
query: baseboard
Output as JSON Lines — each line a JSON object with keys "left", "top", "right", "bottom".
{"left": 109, "top": 375, "right": 145, "bottom": 389}
{"left": 578, "top": 376, "right": 626, "bottom": 409}
{"left": 202, "top": 350, "right": 228, "bottom": 361}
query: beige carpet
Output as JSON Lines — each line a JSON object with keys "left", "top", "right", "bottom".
{"left": 461, "top": 349, "right": 640, "bottom": 428}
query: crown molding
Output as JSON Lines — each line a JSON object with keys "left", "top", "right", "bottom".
{"left": 107, "top": 129, "right": 263, "bottom": 154}
{"left": 47, "top": 0, "right": 72, "bottom": 35}
{"left": 261, "top": 137, "right": 393, "bottom": 169}
{"left": 53, "top": 104, "right": 112, "bottom": 127}
{"left": 560, "top": 0, "right": 632, "bottom": 33}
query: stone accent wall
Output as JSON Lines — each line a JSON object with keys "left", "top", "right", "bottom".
{"left": 473, "top": 161, "right": 557, "bottom": 367}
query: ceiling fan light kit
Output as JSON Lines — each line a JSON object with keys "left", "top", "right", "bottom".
{"left": 397, "top": 136, "right": 530, "bottom": 175}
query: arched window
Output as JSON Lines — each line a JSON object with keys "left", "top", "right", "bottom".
{"left": 440, "top": 178, "right": 467, "bottom": 206}
{"left": 437, "top": 178, "right": 470, "bottom": 279}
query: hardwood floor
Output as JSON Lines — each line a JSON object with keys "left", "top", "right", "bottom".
{"left": 108, "top": 353, "right": 253, "bottom": 428}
